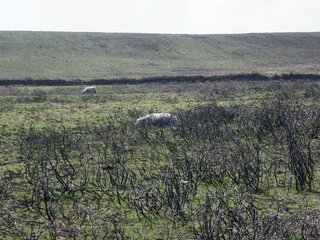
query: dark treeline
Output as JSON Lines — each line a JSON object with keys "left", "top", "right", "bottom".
{"left": 1, "top": 73, "right": 320, "bottom": 86}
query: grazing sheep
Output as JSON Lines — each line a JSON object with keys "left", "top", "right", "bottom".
{"left": 135, "top": 113, "right": 178, "bottom": 129}
{"left": 81, "top": 86, "right": 96, "bottom": 94}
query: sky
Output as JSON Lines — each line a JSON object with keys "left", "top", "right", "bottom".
{"left": 0, "top": 0, "right": 320, "bottom": 34}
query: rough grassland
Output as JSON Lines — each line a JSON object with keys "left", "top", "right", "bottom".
{"left": 1, "top": 81, "right": 320, "bottom": 239}
{"left": 1, "top": 31, "right": 320, "bottom": 80}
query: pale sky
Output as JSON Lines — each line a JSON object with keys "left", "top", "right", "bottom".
{"left": 1, "top": 0, "right": 320, "bottom": 34}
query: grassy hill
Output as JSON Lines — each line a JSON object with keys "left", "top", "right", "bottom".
{"left": 1, "top": 31, "right": 320, "bottom": 80}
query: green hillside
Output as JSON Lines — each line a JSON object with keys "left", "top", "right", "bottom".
{"left": 1, "top": 31, "right": 320, "bottom": 80}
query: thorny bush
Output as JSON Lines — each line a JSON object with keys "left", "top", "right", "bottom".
{"left": 0, "top": 93, "right": 319, "bottom": 239}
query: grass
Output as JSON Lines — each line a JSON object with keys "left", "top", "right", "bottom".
{"left": 1, "top": 31, "right": 320, "bottom": 79}
{"left": 1, "top": 80, "right": 320, "bottom": 239}
{"left": 1, "top": 30, "right": 320, "bottom": 238}
{"left": 1, "top": 80, "right": 319, "bottom": 136}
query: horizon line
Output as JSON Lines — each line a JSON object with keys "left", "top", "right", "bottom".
{"left": 1, "top": 29, "right": 320, "bottom": 35}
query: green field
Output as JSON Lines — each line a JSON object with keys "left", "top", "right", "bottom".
{"left": 1, "top": 31, "right": 320, "bottom": 80}
{"left": 1, "top": 81, "right": 320, "bottom": 239}
{"left": 1, "top": 30, "right": 320, "bottom": 239}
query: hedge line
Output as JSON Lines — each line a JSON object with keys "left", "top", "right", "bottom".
{"left": 0, "top": 73, "right": 319, "bottom": 86}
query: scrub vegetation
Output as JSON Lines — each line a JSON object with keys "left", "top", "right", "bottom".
{"left": 0, "top": 80, "right": 320, "bottom": 239}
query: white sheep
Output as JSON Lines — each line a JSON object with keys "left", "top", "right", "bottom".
{"left": 81, "top": 86, "right": 96, "bottom": 94}
{"left": 181, "top": 180, "right": 189, "bottom": 184}
{"left": 135, "top": 113, "right": 178, "bottom": 130}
